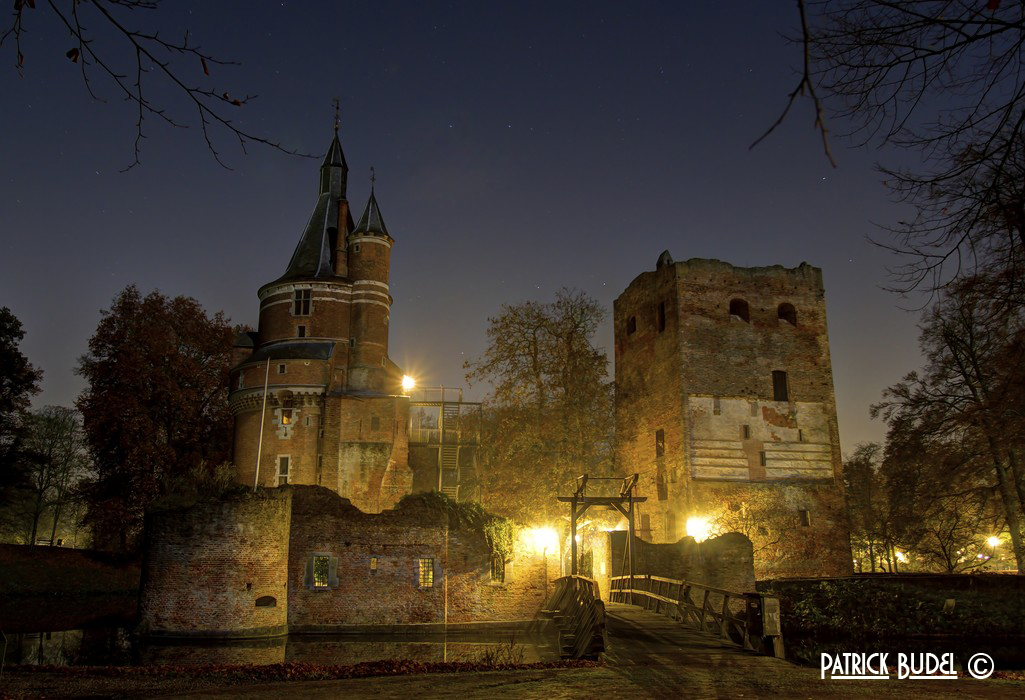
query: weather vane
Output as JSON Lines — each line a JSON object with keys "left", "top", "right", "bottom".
{"left": 369, "top": 166, "right": 376, "bottom": 191}
{"left": 332, "top": 97, "right": 340, "bottom": 133}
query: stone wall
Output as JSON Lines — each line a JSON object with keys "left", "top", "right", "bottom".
{"left": 139, "top": 489, "right": 291, "bottom": 636}
{"left": 605, "top": 531, "right": 756, "bottom": 596}
{"left": 139, "top": 486, "right": 551, "bottom": 637}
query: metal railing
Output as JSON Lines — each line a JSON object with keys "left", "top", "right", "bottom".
{"left": 609, "top": 574, "right": 784, "bottom": 658}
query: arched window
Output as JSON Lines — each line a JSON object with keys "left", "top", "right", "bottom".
{"left": 778, "top": 303, "right": 797, "bottom": 325}
{"left": 255, "top": 596, "right": 276, "bottom": 607}
{"left": 729, "top": 298, "right": 750, "bottom": 322}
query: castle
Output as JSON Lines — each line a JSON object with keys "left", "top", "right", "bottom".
{"left": 228, "top": 126, "right": 413, "bottom": 513}
{"left": 614, "top": 252, "right": 852, "bottom": 578}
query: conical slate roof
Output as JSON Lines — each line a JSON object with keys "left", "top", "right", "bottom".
{"left": 272, "top": 133, "right": 349, "bottom": 283}
{"left": 352, "top": 190, "right": 389, "bottom": 237}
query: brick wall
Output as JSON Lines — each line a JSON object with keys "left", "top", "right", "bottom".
{"left": 614, "top": 256, "right": 852, "bottom": 577}
{"left": 139, "top": 489, "right": 291, "bottom": 636}
{"left": 140, "top": 486, "right": 553, "bottom": 636}
{"left": 605, "top": 530, "right": 756, "bottom": 595}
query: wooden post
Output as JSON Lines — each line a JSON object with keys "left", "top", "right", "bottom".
{"left": 570, "top": 496, "right": 578, "bottom": 576}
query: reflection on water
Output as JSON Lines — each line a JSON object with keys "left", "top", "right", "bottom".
{"left": 3, "top": 628, "right": 558, "bottom": 668}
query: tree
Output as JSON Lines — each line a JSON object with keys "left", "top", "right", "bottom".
{"left": 464, "top": 289, "right": 613, "bottom": 524}
{"left": 771, "top": 2, "right": 1025, "bottom": 295}
{"left": 76, "top": 285, "right": 235, "bottom": 551}
{"left": 16, "top": 406, "right": 91, "bottom": 545}
{"left": 873, "top": 272, "right": 1025, "bottom": 571}
{"left": 0, "top": 307, "right": 42, "bottom": 515}
{"left": 2, "top": 0, "right": 301, "bottom": 168}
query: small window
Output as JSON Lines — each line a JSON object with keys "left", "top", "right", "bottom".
{"left": 349, "top": 337, "right": 356, "bottom": 348}
{"left": 798, "top": 428, "right": 804, "bottom": 442}
{"left": 418, "top": 558, "right": 434, "bottom": 588}
{"left": 281, "top": 409, "right": 292, "bottom": 425}
{"left": 312, "top": 555, "right": 330, "bottom": 588}
{"left": 778, "top": 303, "right": 797, "bottom": 326}
{"left": 799, "top": 509, "right": 811, "bottom": 527}
{"left": 294, "top": 289, "right": 312, "bottom": 316}
{"left": 772, "top": 370, "right": 789, "bottom": 402}
{"left": 655, "top": 429, "right": 665, "bottom": 457}
{"left": 353, "top": 243, "right": 361, "bottom": 253}
{"left": 277, "top": 456, "right": 290, "bottom": 485}
{"left": 255, "top": 596, "right": 276, "bottom": 607}
{"left": 729, "top": 298, "right": 750, "bottom": 322}
{"left": 759, "top": 451, "right": 767, "bottom": 466}
{"left": 626, "top": 316, "right": 637, "bottom": 335}
{"left": 657, "top": 301, "right": 666, "bottom": 332}
{"left": 278, "top": 363, "right": 287, "bottom": 375}
{"left": 656, "top": 471, "right": 668, "bottom": 501}
{"left": 713, "top": 396, "right": 721, "bottom": 415}
{"left": 305, "top": 415, "right": 311, "bottom": 427}
{"left": 490, "top": 555, "right": 506, "bottom": 583}
{"left": 742, "top": 424, "right": 751, "bottom": 440}
{"left": 238, "top": 373, "right": 245, "bottom": 390}
{"left": 370, "top": 556, "right": 378, "bottom": 574}
{"left": 297, "top": 325, "right": 306, "bottom": 338}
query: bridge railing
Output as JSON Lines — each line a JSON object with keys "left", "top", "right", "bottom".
{"left": 538, "top": 575, "right": 607, "bottom": 659}
{"left": 609, "top": 574, "right": 784, "bottom": 659}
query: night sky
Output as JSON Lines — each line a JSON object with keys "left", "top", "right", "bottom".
{"left": 2, "top": 2, "right": 926, "bottom": 455}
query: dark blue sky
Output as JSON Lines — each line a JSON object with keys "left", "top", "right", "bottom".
{"left": 2, "top": 1, "right": 925, "bottom": 454}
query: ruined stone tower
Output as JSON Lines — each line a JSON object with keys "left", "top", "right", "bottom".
{"left": 228, "top": 127, "right": 412, "bottom": 513}
{"left": 614, "top": 253, "right": 852, "bottom": 578}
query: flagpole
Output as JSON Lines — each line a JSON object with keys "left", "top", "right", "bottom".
{"left": 254, "top": 358, "right": 271, "bottom": 491}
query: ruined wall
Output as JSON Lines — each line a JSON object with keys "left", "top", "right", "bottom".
{"left": 139, "top": 489, "right": 291, "bottom": 636}
{"left": 286, "top": 487, "right": 549, "bottom": 629}
{"left": 604, "top": 531, "right": 756, "bottom": 596}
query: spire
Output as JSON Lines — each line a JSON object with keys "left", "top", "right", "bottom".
{"left": 353, "top": 186, "right": 390, "bottom": 238}
{"left": 320, "top": 99, "right": 348, "bottom": 197}
{"left": 275, "top": 124, "right": 351, "bottom": 283}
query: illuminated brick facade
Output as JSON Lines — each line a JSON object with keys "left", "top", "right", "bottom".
{"left": 614, "top": 253, "right": 852, "bottom": 578}
{"left": 229, "top": 129, "right": 412, "bottom": 513}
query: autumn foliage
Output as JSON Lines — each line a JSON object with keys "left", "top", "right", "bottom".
{"left": 76, "top": 286, "right": 235, "bottom": 552}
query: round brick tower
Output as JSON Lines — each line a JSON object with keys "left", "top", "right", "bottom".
{"left": 228, "top": 126, "right": 411, "bottom": 512}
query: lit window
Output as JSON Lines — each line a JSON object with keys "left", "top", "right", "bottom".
{"left": 312, "top": 555, "right": 330, "bottom": 588}
{"left": 418, "top": 558, "right": 434, "bottom": 588}
{"left": 277, "top": 456, "right": 290, "bottom": 485}
{"left": 370, "top": 556, "right": 378, "bottom": 574}
{"left": 294, "top": 289, "right": 311, "bottom": 316}
{"left": 281, "top": 409, "right": 292, "bottom": 425}
{"left": 772, "top": 370, "right": 789, "bottom": 402}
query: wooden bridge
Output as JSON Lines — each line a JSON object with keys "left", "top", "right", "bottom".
{"left": 540, "top": 574, "right": 784, "bottom": 662}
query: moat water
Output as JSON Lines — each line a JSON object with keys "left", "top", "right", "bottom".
{"left": 0, "top": 599, "right": 559, "bottom": 668}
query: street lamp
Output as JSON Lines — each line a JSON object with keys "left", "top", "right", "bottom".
{"left": 401, "top": 375, "right": 416, "bottom": 394}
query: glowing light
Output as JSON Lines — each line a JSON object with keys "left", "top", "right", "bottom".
{"left": 401, "top": 375, "right": 416, "bottom": 393}
{"left": 525, "top": 527, "right": 559, "bottom": 554}
{"left": 895, "top": 551, "right": 907, "bottom": 563}
{"left": 987, "top": 536, "right": 1001, "bottom": 548}
{"left": 686, "top": 516, "right": 712, "bottom": 542}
